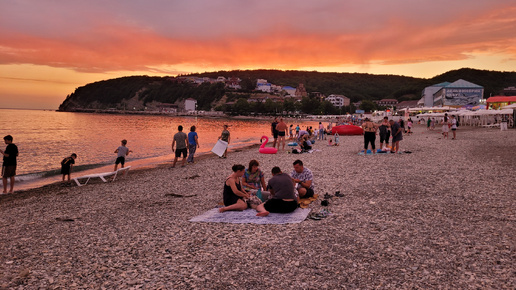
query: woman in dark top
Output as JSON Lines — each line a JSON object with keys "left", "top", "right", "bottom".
{"left": 219, "top": 164, "right": 250, "bottom": 213}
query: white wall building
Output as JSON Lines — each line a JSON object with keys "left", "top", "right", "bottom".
{"left": 184, "top": 98, "right": 197, "bottom": 111}
{"left": 326, "top": 94, "right": 350, "bottom": 107}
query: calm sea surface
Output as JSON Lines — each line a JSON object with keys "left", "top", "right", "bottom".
{"left": 0, "top": 109, "right": 320, "bottom": 190}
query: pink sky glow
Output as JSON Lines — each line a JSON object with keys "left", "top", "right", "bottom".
{"left": 1, "top": 0, "right": 516, "bottom": 109}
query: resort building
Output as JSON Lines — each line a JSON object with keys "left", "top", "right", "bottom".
{"left": 433, "top": 79, "right": 484, "bottom": 107}
{"left": 418, "top": 82, "right": 451, "bottom": 107}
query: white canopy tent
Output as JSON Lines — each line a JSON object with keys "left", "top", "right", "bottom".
{"left": 416, "top": 108, "right": 514, "bottom": 127}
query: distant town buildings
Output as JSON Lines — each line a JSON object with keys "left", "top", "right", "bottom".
{"left": 326, "top": 94, "right": 350, "bottom": 108}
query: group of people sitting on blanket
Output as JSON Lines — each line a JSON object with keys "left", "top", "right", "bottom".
{"left": 219, "top": 159, "right": 315, "bottom": 217}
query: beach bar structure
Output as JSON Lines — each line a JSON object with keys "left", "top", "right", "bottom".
{"left": 486, "top": 96, "right": 516, "bottom": 110}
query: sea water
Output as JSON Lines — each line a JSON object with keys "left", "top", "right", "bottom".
{"left": 0, "top": 109, "right": 320, "bottom": 190}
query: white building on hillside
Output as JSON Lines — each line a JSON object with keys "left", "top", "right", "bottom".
{"left": 326, "top": 94, "right": 350, "bottom": 108}
{"left": 184, "top": 98, "right": 197, "bottom": 111}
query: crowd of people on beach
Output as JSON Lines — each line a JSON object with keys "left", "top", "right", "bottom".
{"left": 219, "top": 159, "right": 315, "bottom": 217}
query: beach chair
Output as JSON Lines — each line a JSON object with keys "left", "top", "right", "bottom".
{"left": 73, "top": 166, "right": 131, "bottom": 186}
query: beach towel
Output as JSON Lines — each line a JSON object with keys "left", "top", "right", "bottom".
{"left": 299, "top": 193, "right": 318, "bottom": 208}
{"left": 189, "top": 207, "right": 311, "bottom": 224}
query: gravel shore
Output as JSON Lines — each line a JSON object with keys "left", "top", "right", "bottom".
{"left": 1, "top": 125, "right": 515, "bottom": 289}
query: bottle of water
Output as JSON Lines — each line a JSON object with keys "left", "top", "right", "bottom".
{"left": 256, "top": 187, "right": 263, "bottom": 201}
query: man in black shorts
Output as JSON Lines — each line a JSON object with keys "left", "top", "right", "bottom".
{"left": 171, "top": 125, "right": 189, "bottom": 168}
{"left": 255, "top": 166, "right": 298, "bottom": 216}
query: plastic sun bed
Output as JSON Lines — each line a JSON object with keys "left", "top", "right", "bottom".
{"left": 73, "top": 166, "right": 131, "bottom": 186}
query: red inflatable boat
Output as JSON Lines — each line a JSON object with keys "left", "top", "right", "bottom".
{"left": 331, "top": 125, "right": 363, "bottom": 135}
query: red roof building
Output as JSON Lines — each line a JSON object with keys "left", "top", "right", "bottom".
{"left": 486, "top": 96, "right": 516, "bottom": 109}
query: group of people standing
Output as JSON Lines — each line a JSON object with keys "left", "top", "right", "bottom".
{"left": 219, "top": 159, "right": 315, "bottom": 217}
{"left": 361, "top": 117, "right": 404, "bottom": 154}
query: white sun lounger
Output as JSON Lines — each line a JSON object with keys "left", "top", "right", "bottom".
{"left": 73, "top": 166, "right": 131, "bottom": 186}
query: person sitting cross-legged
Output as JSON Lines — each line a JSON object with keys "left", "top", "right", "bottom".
{"left": 255, "top": 166, "right": 299, "bottom": 217}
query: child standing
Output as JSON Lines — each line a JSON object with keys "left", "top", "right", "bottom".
{"left": 61, "top": 153, "right": 77, "bottom": 183}
{"left": 1, "top": 135, "right": 18, "bottom": 194}
{"left": 114, "top": 139, "right": 132, "bottom": 171}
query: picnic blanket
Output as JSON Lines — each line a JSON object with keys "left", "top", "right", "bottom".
{"left": 189, "top": 207, "right": 311, "bottom": 224}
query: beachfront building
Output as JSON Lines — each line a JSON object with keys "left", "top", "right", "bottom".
{"left": 184, "top": 98, "right": 197, "bottom": 112}
{"left": 418, "top": 82, "right": 451, "bottom": 107}
{"left": 433, "top": 79, "right": 484, "bottom": 107}
{"left": 326, "top": 94, "right": 350, "bottom": 108}
{"left": 486, "top": 96, "right": 516, "bottom": 110}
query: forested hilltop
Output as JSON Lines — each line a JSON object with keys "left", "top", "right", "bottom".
{"left": 58, "top": 68, "right": 516, "bottom": 114}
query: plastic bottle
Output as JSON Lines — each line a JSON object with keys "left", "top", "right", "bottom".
{"left": 256, "top": 187, "right": 263, "bottom": 201}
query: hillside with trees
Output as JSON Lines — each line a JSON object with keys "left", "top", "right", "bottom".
{"left": 58, "top": 68, "right": 516, "bottom": 114}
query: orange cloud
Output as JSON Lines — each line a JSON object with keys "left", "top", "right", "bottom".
{"left": 1, "top": 4, "right": 516, "bottom": 74}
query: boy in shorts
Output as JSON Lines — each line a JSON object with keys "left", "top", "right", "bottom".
{"left": 61, "top": 153, "right": 77, "bottom": 183}
{"left": 1, "top": 135, "right": 18, "bottom": 194}
{"left": 114, "top": 139, "right": 132, "bottom": 171}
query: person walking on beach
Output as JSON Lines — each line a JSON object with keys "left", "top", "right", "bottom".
{"left": 1, "top": 135, "right": 18, "bottom": 194}
{"left": 61, "top": 153, "right": 77, "bottom": 183}
{"left": 295, "top": 125, "right": 300, "bottom": 138}
{"left": 389, "top": 120, "right": 403, "bottom": 153}
{"left": 254, "top": 166, "right": 299, "bottom": 217}
{"left": 275, "top": 118, "right": 288, "bottom": 150}
{"left": 187, "top": 126, "right": 199, "bottom": 163}
{"left": 172, "top": 125, "right": 189, "bottom": 168}
{"left": 218, "top": 125, "right": 230, "bottom": 158}
{"left": 271, "top": 117, "right": 279, "bottom": 148}
{"left": 289, "top": 124, "right": 294, "bottom": 139}
{"left": 114, "top": 139, "right": 132, "bottom": 171}
{"left": 219, "top": 164, "right": 250, "bottom": 213}
{"left": 291, "top": 159, "right": 315, "bottom": 199}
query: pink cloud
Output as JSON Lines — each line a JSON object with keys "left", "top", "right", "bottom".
{"left": 1, "top": 2, "right": 515, "bottom": 73}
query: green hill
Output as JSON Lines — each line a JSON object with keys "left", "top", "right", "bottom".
{"left": 58, "top": 68, "right": 516, "bottom": 113}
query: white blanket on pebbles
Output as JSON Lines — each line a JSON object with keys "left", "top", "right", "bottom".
{"left": 189, "top": 207, "right": 311, "bottom": 224}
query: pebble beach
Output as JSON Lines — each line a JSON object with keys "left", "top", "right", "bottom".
{"left": 0, "top": 124, "right": 515, "bottom": 288}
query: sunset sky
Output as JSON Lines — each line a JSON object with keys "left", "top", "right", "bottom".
{"left": 1, "top": 0, "right": 516, "bottom": 109}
